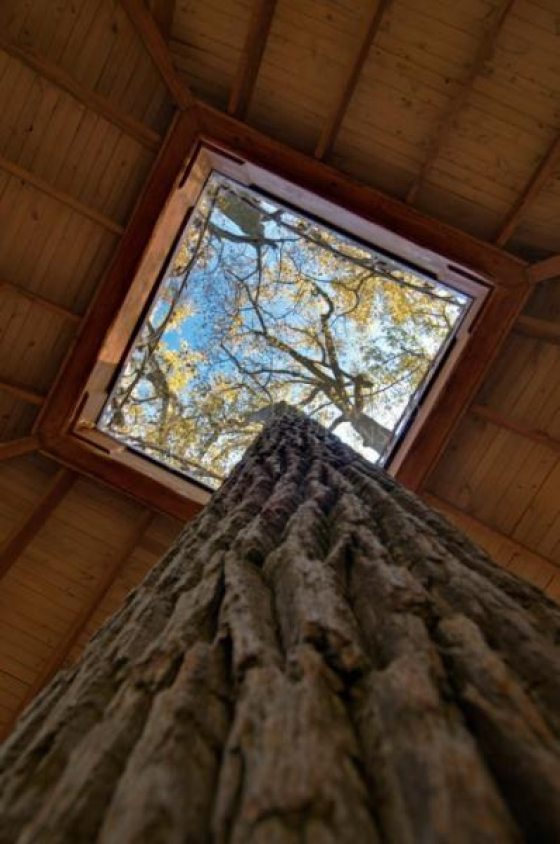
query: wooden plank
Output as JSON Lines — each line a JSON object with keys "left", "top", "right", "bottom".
{"left": 196, "top": 102, "right": 529, "bottom": 285}
{"left": 514, "top": 315, "right": 560, "bottom": 346}
{"left": 0, "top": 155, "right": 124, "bottom": 235}
{"left": 120, "top": 0, "right": 193, "bottom": 109}
{"left": 406, "top": 0, "right": 515, "bottom": 205}
{"left": 0, "top": 468, "right": 75, "bottom": 580}
{"left": 12, "top": 510, "right": 154, "bottom": 718}
{"left": 529, "top": 254, "right": 560, "bottom": 285}
{"left": 395, "top": 283, "right": 530, "bottom": 491}
{"left": 0, "top": 379, "right": 45, "bottom": 407}
{"left": 0, "top": 437, "right": 39, "bottom": 461}
{"left": 495, "top": 133, "right": 560, "bottom": 247}
{"left": 314, "top": 0, "right": 391, "bottom": 160}
{"left": 147, "top": 0, "right": 176, "bottom": 39}
{"left": 470, "top": 403, "right": 560, "bottom": 453}
{"left": 0, "top": 38, "right": 162, "bottom": 151}
{"left": 228, "top": 0, "right": 278, "bottom": 119}
{"left": 42, "top": 435, "right": 204, "bottom": 522}
{"left": 1, "top": 279, "right": 82, "bottom": 324}
{"left": 36, "top": 109, "right": 200, "bottom": 437}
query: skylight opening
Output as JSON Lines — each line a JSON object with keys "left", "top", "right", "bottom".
{"left": 98, "top": 172, "right": 471, "bottom": 489}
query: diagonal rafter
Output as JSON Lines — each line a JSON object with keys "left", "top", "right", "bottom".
{"left": 406, "top": 0, "right": 515, "bottom": 205}
{"left": 314, "top": 0, "right": 391, "bottom": 161}
{"left": 228, "top": 0, "right": 278, "bottom": 119}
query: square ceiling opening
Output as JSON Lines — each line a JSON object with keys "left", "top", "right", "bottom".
{"left": 97, "top": 166, "right": 473, "bottom": 490}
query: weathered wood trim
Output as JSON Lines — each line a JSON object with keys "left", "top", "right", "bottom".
{"left": 228, "top": 0, "right": 278, "bottom": 119}
{"left": 314, "top": 0, "right": 391, "bottom": 160}
{"left": 470, "top": 403, "right": 560, "bottom": 452}
{"left": 0, "top": 38, "right": 162, "bottom": 151}
{"left": 0, "top": 436, "right": 39, "bottom": 461}
{"left": 0, "top": 468, "right": 75, "bottom": 580}
{"left": 120, "top": 0, "right": 193, "bottom": 109}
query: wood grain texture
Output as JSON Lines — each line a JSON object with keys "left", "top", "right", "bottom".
{"left": 1, "top": 407, "right": 559, "bottom": 841}
{"left": 228, "top": 0, "right": 278, "bottom": 119}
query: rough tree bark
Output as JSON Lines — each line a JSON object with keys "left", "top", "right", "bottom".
{"left": 1, "top": 406, "right": 560, "bottom": 843}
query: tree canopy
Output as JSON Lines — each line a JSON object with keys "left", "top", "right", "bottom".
{"left": 100, "top": 174, "right": 469, "bottom": 487}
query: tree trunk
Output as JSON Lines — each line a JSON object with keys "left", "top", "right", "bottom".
{"left": 348, "top": 408, "right": 391, "bottom": 454}
{"left": 1, "top": 406, "right": 559, "bottom": 843}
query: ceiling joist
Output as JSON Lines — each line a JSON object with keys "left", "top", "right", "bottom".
{"left": 120, "top": 0, "right": 193, "bottom": 110}
{"left": 514, "top": 314, "right": 560, "bottom": 345}
{"left": 0, "top": 155, "right": 124, "bottom": 235}
{"left": 0, "top": 436, "right": 39, "bottom": 462}
{"left": 147, "top": 0, "right": 176, "bottom": 39}
{"left": 0, "top": 379, "right": 45, "bottom": 407}
{"left": 406, "top": 0, "right": 514, "bottom": 205}
{"left": 1, "top": 279, "right": 82, "bottom": 324}
{"left": 470, "top": 403, "right": 560, "bottom": 453}
{"left": 228, "top": 0, "right": 278, "bottom": 119}
{"left": 314, "top": 0, "right": 391, "bottom": 161}
{"left": 529, "top": 254, "right": 560, "bottom": 284}
{"left": 0, "top": 38, "right": 162, "bottom": 151}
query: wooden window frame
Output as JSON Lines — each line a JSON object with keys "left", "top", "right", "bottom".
{"left": 35, "top": 108, "right": 531, "bottom": 519}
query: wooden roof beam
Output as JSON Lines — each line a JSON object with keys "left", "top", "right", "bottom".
{"left": 120, "top": 0, "right": 193, "bottom": 110}
{"left": 470, "top": 403, "right": 560, "bottom": 452}
{"left": 514, "top": 314, "right": 560, "bottom": 345}
{"left": 0, "top": 379, "right": 45, "bottom": 407}
{"left": 1, "top": 279, "right": 82, "bottom": 324}
{"left": 228, "top": 0, "right": 278, "bottom": 119}
{"left": 495, "top": 134, "right": 560, "bottom": 247}
{"left": 314, "top": 0, "right": 391, "bottom": 161}
{"left": 0, "top": 436, "right": 39, "bottom": 461}
{"left": 406, "top": 0, "right": 514, "bottom": 205}
{"left": 0, "top": 468, "right": 75, "bottom": 580}
{"left": 528, "top": 254, "right": 560, "bottom": 284}
{"left": 12, "top": 510, "right": 154, "bottom": 718}
{"left": 147, "top": 0, "right": 176, "bottom": 39}
{"left": 0, "top": 38, "right": 162, "bottom": 151}
{"left": 0, "top": 155, "right": 124, "bottom": 235}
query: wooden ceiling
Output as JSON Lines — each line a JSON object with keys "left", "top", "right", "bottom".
{"left": 0, "top": 0, "right": 559, "bottom": 736}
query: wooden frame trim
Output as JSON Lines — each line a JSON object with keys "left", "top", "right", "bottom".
{"left": 120, "top": 0, "right": 193, "bottom": 110}
{"left": 314, "top": 0, "right": 390, "bottom": 160}
{"left": 228, "top": 0, "right": 278, "bottom": 119}
{"left": 0, "top": 155, "right": 124, "bottom": 235}
{"left": 470, "top": 403, "right": 560, "bottom": 452}
{"left": 0, "top": 38, "right": 162, "bottom": 151}
{"left": 0, "top": 468, "right": 75, "bottom": 580}
{"left": 35, "top": 103, "right": 532, "bottom": 507}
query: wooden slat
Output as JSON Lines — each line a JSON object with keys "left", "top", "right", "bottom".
{"left": 314, "top": 0, "right": 391, "bottom": 160}
{"left": 495, "top": 134, "right": 560, "bottom": 247}
{"left": 36, "top": 109, "right": 200, "bottom": 437}
{"left": 0, "top": 155, "right": 124, "bottom": 236}
{"left": 0, "top": 436, "right": 39, "bottom": 461}
{"left": 1, "top": 279, "right": 82, "bottom": 324}
{"left": 470, "top": 403, "right": 560, "bottom": 453}
{"left": 0, "top": 38, "right": 162, "bottom": 151}
{"left": 43, "top": 435, "right": 204, "bottom": 522}
{"left": 0, "top": 468, "right": 75, "bottom": 580}
{"left": 196, "top": 102, "right": 528, "bottom": 284}
{"left": 12, "top": 510, "right": 154, "bottom": 719}
{"left": 514, "top": 315, "right": 560, "bottom": 345}
{"left": 0, "top": 379, "right": 45, "bottom": 407}
{"left": 120, "top": 0, "right": 193, "bottom": 109}
{"left": 406, "top": 0, "right": 514, "bottom": 205}
{"left": 228, "top": 0, "right": 278, "bottom": 119}
{"left": 528, "top": 254, "right": 560, "bottom": 285}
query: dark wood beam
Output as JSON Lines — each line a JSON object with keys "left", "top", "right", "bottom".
{"left": 406, "top": 0, "right": 514, "bottom": 205}
{"left": 0, "top": 468, "right": 75, "bottom": 580}
{"left": 0, "top": 379, "right": 45, "bottom": 407}
{"left": 13, "top": 510, "right": 154, "bottom": 716}
{"left": 1, "top": 279, "right": 82, "bottom": 324}
{"left": 147, "top": 0, "right": 176, "bottom": 39}
{"left": 470, "top": 403, "right": 560, "bottom": 452}
{"left": 120, "top": 0, "right": 193, "bottom": 109}
{"left": 228, "top": 0, "right": 278, "bottom": 119}
{"left": 395, "top": 283, "right": 530, "bottom": 491}
{"left": 495, "top": 133, "right": 560, "bottom": 247}
{"left": 314, "top": 0, "right": 391, "bottom": 160}
{"left": 514, "top": 314, "right": 560, "bottom": 345}
{"left": 42, "top": 435, "right": 205, "bottom": 521}
{"left": 0, "top": 155, "right": 124, "bottom": 235}
{"left": 0, "top": 436, "right": 39, "bottom": 461}
{"left": 196, "top": 102, "right": 528, "bottom": 284}
{"left": 528, "top": 254, "right": 560, "bottom": 284}
{"left": 0, "top": 38, "right": 162, "bottom": 151}
{"left": 36, "top": 109, "right": 200, "bottom": 437}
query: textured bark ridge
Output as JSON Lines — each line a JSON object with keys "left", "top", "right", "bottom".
{"left": 1, "top": 407, "right": 560, "bottom": 843}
